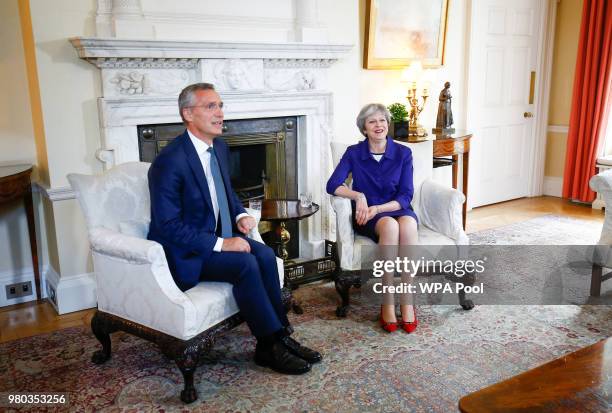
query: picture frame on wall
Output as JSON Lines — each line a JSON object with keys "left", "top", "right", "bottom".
{"left": 364, "top": 0, "right": 450, "bottom": 69}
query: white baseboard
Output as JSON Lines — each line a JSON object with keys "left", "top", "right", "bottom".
{"left": 45, "top": 268, "right": 97, "bottom": 314}
{"left": 543, "top": 176, "right": 563, "bottom": 197}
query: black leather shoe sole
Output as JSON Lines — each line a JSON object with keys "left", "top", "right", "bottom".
{"left": 254, "top": 353, "right": 312, "bottom": 375}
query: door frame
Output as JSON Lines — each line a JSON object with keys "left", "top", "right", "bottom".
{"left": 464, "top": 0, "right": 558, "bottom": 207}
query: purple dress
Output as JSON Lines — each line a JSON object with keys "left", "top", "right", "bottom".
{"left": 326, "top": 137, "right": 418, "bottom": 242}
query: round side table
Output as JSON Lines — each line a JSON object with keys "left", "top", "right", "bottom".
{"left": 260, "top": 199, "right": 319, "bottom": 261}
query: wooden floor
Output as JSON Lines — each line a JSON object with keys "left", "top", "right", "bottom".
{"left": 0, "top": 196, "right": 604, "bottom": 344}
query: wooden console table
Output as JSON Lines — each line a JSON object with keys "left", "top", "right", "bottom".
{"left": 403, "top": 130, "right": 472, "bottom": 229}
{"left": 459, "top": 337, "right": 612, "bottom": 412}
{"left": 0, "top": 164, "right": 41, "bottom": 301}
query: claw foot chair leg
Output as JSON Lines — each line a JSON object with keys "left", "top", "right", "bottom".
{"left": 334, "top": 273, "right": 361, "bottom": 317}
{"left": 176, "top": 355, "right": 199, "bottom": 404}
{"left": 91, "top": 311, "right": 113, "bottom": 364}
{"left": 335, "top": 278, "right": 351, "bottom": 317}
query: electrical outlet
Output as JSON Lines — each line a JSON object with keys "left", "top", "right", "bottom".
{"left": 5, "top": 281, "right": 33, "bottom": 299}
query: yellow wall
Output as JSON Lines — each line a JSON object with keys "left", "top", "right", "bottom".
{"left": 544, "top": 0, "right": 583, "bottom": 177}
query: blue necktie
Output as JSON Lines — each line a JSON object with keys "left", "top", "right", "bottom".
{"left": 207, "top": 147, "right": 232, "bottom": 238}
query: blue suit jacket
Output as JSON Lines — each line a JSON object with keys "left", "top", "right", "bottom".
{"left": 147, "top": 131, "right": 246, "bottom": 291}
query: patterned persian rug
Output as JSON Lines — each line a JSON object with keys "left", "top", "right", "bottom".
{"left": 1, "top": 216, "right": 610, "bottom": 412}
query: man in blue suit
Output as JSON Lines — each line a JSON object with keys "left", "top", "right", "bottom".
{"left": 148, "top": 83, "right": 321, "bottom": 374}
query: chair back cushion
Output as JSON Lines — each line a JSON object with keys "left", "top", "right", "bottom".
{"left": 68, "top": 162, "right": 151, "bottom": 235}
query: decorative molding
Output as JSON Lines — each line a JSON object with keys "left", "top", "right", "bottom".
{"left": 200, "top": 59, "right": 264, "bottom": 92}
{"left": 543, "top": 176, "right": 563, "bottom": 197}
{"left": 91, "top": 57, "right": 199, "bottom": 69}
{"left": 265, "top": 70, "right": 316, "bottom": 91}
{"left": 263, "top": 58, "right": 336, "bottom": 68}
{"left": 547, "top": 124, "right": 569, "bottom": 134}
{"left": 103, "top": 69, "right": 193, "bottom": 97}
{"left": 69, "top": 37, "right": 353, "bottom": 62}
{"left": 109, "top": 71, "right": 145, "bottom": 94}
{"left": 34, "top": 182, "right": 75, "bottom": 202}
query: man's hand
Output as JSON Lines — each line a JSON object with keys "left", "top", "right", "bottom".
{"left": 237, "top": 215, "right": 256, "bottom": 234}
{"left": 222, "top": 237, "right": 251, "bottom": 252}
{"left": 355, "top": 193, "right": 369, "bottom": 226}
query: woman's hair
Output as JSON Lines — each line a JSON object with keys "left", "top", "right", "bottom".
{"left": 356, "top": 103, "right": 391, "bottom": 137}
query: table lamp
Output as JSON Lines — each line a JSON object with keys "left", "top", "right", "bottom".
{"left": 401, "top": 61, "right": 429, "bottom": 137}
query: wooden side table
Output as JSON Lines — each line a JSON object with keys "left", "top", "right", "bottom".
{"left": 404, "top": 130, "right": 472, "bottom": 229}
{"left": 0, "top": 164, "right": 41, "bottom": 301}
{"left": 260, "top": 199, "right": 319, "bottom": 261}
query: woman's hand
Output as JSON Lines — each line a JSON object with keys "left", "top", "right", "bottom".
{"left": 365, "top": 205, "right": 379, "bottom": 223}
{"left": 355, "top": 193, "right": 369, "bottom": 226}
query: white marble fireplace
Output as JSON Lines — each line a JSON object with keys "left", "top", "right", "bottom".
{"left": 70, "top": 37, "right": 352, "bottom": 257}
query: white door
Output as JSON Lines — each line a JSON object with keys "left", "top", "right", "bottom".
{"left": 467, "top": 0, "right": 545, "bottom": 207}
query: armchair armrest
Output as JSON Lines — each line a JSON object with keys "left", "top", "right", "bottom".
{"left": 89, "top": 227, "right": 198, "bottom": 339}
{"left": 419, "top": 179, "right": 469, "bottom": 245}
{"left": 590, "top": 170, "right": 612, "bottom": 245}
{"left": 330, "top": 195, "right": 357, "bottom": 269}
{"left": 89, "top": 227, "right": 164, "bottom": 264}
{"left": 590, "top": 169, "right": 612, "bottom": 193}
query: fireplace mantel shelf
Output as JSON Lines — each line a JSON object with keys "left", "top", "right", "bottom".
{"left": 70, "top": 37, "right": 353, "bottom": 67}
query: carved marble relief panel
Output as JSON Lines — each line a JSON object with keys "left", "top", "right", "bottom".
{"left": 101, "top": 68, "right": 196, "bottom": 98}
{"left": 199, "top": 59, "right": 264, "bottom": 92}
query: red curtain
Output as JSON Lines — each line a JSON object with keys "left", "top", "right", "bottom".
{"left": 562, "top": 0, "right": 612, "bottom": 202}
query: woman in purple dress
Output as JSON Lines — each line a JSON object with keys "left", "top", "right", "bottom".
{"left": 326, "top": 103, "right": 418, "bottom": 333}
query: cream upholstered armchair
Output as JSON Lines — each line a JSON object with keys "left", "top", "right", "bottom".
{"left": 329, "top": 140, "right": 473, "bottom": 315}
{"left": 68, "top": 162, "right": 287, "bottom": 404}
{"left": 589, "top": 169, "right": 612, "bottom": 296}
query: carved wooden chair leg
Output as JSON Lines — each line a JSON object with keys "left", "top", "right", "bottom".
{"left": 335, "top": 272, "right": 361, "bottom": 317}
{"left": 91, "top": 311, "right": 113, "bottom": 364}
{"left": 591, "top": 264, "right": 602, "bottom": 297}
{"left": 459, "top": 271, "right": 475, "bottom": 310}
{"left": 175, "top": 349, "right": 200, "bottom": 404}
{"left": 334, "top": 278, "right": 351, "bottom": 317}
{"left": 445, "top": 271, "right": 475, "bottom": 310}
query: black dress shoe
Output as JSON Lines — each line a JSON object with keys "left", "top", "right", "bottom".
{"left": 280, "top": 336, "right": 323, "bottom": 364}
{"left": 254, "top": 341, "right": 311, "bottom": 375}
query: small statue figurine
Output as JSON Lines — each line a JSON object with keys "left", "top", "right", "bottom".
{"left": 433, "top": 81, "right": 455, "bottom": 135}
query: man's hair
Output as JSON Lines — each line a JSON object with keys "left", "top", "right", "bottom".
{"left": 178, "top": 83, "right": 216, "bottom": 123}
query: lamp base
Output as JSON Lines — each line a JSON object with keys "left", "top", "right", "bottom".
{"left": 409, "top": 125, "right": 428, "bottom": 137}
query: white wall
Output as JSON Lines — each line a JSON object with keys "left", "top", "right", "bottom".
{"left": 0, "top": 0, "right": 37, "bottom": 278}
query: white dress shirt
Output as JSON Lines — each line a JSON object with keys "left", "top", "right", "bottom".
{"left": 187, "top": 130, "right": 249, "bottom": 252}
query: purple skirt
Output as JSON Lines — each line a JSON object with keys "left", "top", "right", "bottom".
{"left": 352, "top": 206, "right": 418, "bottom": 243}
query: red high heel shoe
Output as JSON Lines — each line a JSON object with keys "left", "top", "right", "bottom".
{"left": 400, "top": 306, "right": 418, "bottom": 333}
{"left": 379, "top": 307, "right": 398, "bottom": 333}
